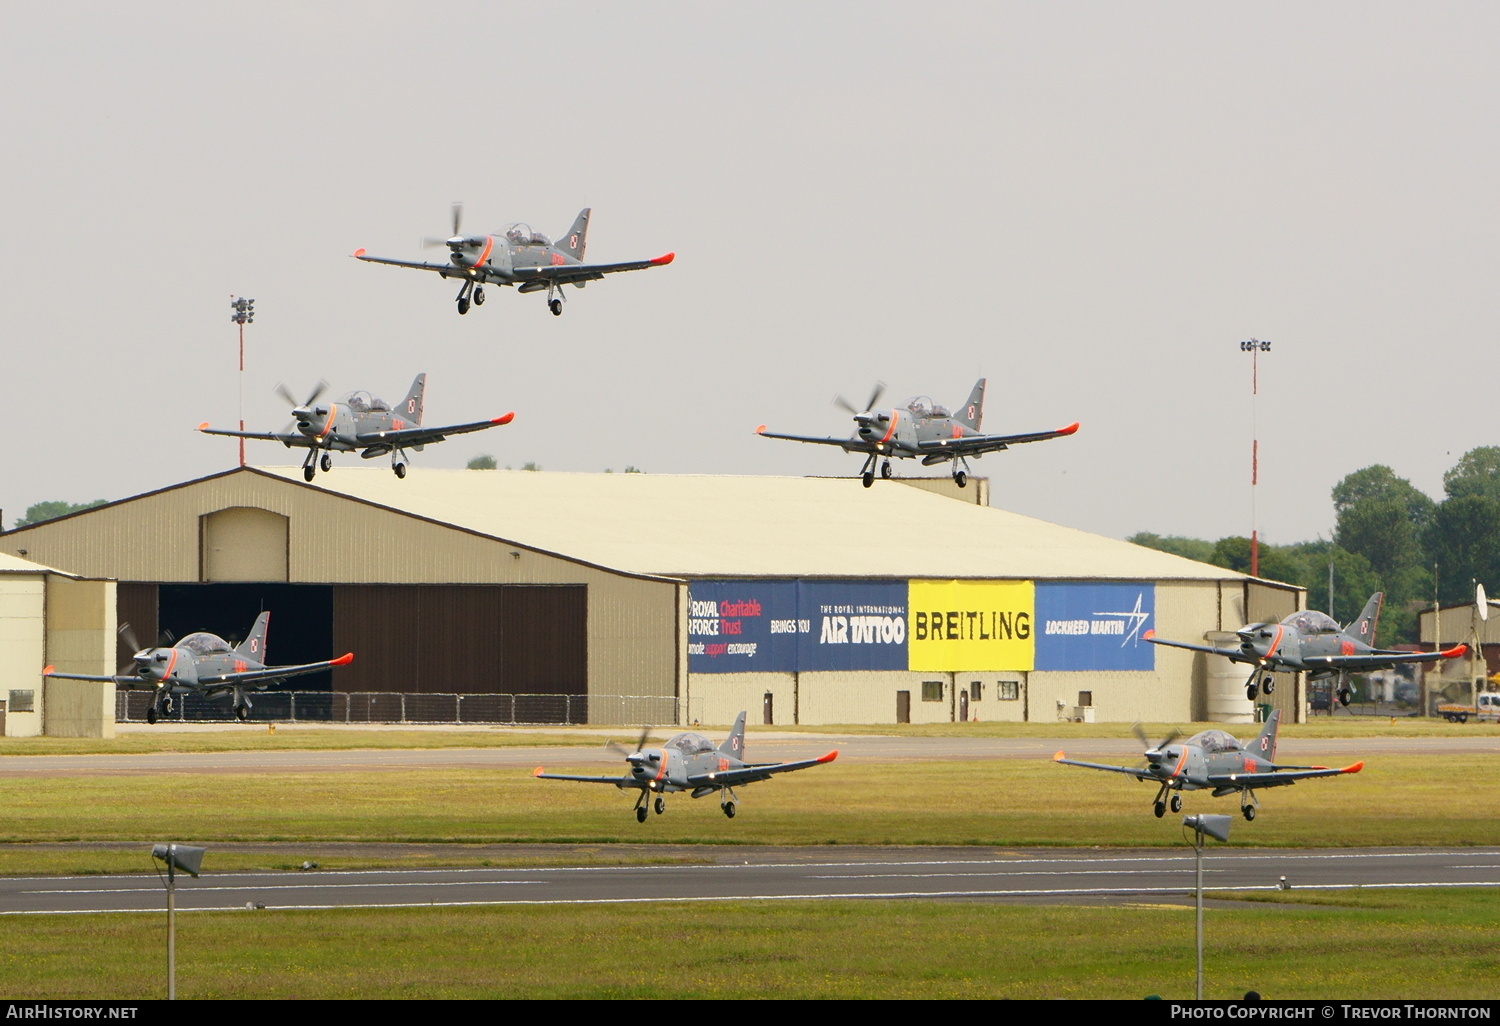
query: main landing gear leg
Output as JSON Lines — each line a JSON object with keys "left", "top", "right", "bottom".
{"left": 859, "top": 453, "right": 878, "bottom": 489}
{"left": 634, "top": 791, "right": 648, "bottom": 824}
{"left": 1152, "top": 782, "right": 1169, "bottom": 818}
{"left": 721, "top": 786, "right": 739, "bottom": 819}
{"left": 547, "top": 282, "right": 564, "bottom": 316}
{"left": 1241, "top": 790, "right": 1258, "bottom": 821}
{"left": 391, "top": 449, "right": 408, "bottom": 479}
{"left": 456, "top": 282, "right": 472, "bottom": 315}
{"left": 953, "top": 456, "right": 972, "bottom": 489}
{"left": 302, "top": 448, "right": 318, "bottom": 483}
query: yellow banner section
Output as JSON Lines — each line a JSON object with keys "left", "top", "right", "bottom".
{"left": 908, "top": 580, "right": 1035, "bottom": 671}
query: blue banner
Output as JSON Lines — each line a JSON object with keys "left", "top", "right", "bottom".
{"left": 796, "top": 581, "right": 908, "bottom": 671}
{"left": 1034, "top": 582, "right": 1155, "bottom": 671}
{"left": 687, "top": 581, "right": 798, "bottom": 673}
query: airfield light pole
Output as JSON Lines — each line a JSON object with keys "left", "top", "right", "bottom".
{"left": 230, "top": 297, "right": 255, "bottom": 467}
{"left": 1240, "top": 339, "right": 1271, "bottom": 577}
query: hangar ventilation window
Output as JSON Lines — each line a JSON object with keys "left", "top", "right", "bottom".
{"left": 9, "top": 690, "right": 35, "bottom": 713}
{"left": 969, "top": 682, "right": 982, "bottom": 702}
{"left": 998, "top": 681, "right": 1019, "bottom": 701}
{"left": 1077, "top": 691, "right": 1093, "bottom": 708}
{"left": 921, "top": 681, "right": 944, "bottom": 702}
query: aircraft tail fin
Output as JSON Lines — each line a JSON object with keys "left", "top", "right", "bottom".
{"left": 235, "top": 612, "right": 270, "bottom": 662}
{"left": 1347, "top": 592, "right": 1383, "bottom": 645}
{"left": 718, "top": 710, "right": 747, "bottom": 759}
{"left": 400, "top": 373, "right": 427, "bottom": 426}
{"left": 1251, "top": 708, "right": 1280, "bottom": 762}
{"left": 955, "top": 378, "right": 986, "bottom": 431}
{"left": 558, "top": 208, "right": 591, "bottom": 260}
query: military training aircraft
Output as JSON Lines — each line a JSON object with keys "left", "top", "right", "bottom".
{"left": 1146, "top": 592, "right": 1467, "bottom": 704}
{"left": 353, "top": 204, "right": 674, "bottom": 316}
{"left": 199, "top": 373, "right": 513, "bottom": 480}
{"left": 43, "top": 613, "right": 353, "bottom": 724}
{"left": 1053, "top": 712, "right": 1363, "bottom": 820}
{"left": 534, "top": 712, "right": 837, "bottom": 822}
{"left": 756, "top": 379, "right": 1079, "bottom": 488}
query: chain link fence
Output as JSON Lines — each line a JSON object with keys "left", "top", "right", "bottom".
{"left": 115, "top": 690, "right": 680, "bottom": 727}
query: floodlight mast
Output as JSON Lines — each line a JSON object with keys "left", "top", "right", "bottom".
{"left": 1239, "top": 339, "right": 1271, "bottom": 578}
{"left": 230, "top": 297, "right": 255, "bottom": 467}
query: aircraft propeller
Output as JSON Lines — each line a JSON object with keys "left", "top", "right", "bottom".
{"left": 833, "top": 382, "right": 886, "bottom": 418}
{"left": 1132, "top": 723, "right": 1180, "bottom": 771}
{"left": 117, "top": 622, "right": 174, "bottom": 675}
{"left": 421, "top": 202, "right": 466, "bottom": 248}
{"left": 605, "top": 724, "right": 653, "bottom": 759}
{"left": 273, "top": 381, "right": 329, "bottom": 434}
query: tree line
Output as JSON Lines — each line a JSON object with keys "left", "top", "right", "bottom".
{"left": 1131, "top": 447, "right": 1500, "bottom": 646}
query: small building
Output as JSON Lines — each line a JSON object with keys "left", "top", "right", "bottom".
{"left": 0, "top": 467, "right": 1305, "bottom": 725}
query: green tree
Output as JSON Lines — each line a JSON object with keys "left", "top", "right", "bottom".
{"left": 1127, "top": 532, "right": 1215, "bottom": 564}
{"left": 1335, "top": 498, "right": 1423, "bottom": 582}
{"left": 624, "top": 466, "right": 644, "bottom": 474}
{"left": 1207, "top": 536, "right": 1306, "bottom": 585}
{"left": 1423, "top": 494, "right": 1500, "bottom": 603}
{"left": 466, "top": 455, "right": 497, "bottom": 470}
{"left": 521, "top": 462, "right": 542, "bottom": 472}
{"left": 13, "top": 499, "right": 106, "bottom": 529}
{"left": 1443, "top": 446, "right": 1500, "bottom": 500}
{"left": 1331, "top": 465, "right": 1434, "bottom": 523}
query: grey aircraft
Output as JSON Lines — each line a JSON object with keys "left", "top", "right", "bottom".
{"left": 757, "top": 379, "right": 1079, "bottom": 488}
{"left": 1054, "top": 712, "right": 1364, "bottom": 820}
{"left": 199, "top": 373, "right": 513, "bottom": 480}
{"left": 1146, "top": 592, "right": 1467, "bottom": 704}
{"left": 353, "top": 205, "right": 674, "bottom": 316}
{"left": 534, "top": 712, "right": 838, "bottom": 821}
{"left": 43, "top": 614, "right": 353, "bottom": 724}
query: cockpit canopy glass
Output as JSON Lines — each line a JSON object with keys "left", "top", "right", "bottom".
{"left": 179, "top": 632, "right": 232, "bottom": 656}
{"left": 339, "top": 390, "right": 389, "bottom": 413}
{"left": 502, "top": 223, "right": 551, "bottom": 247}
{"left": 1281, "top": 610, "right": 1340, "bottom": 634}
{"left": 666, "top": 732, "right": 717, "bottom": 756}
{"left": 1185, "top": 729, "right": 1241, "bottom": 754}
{"left": 903, "top": 396, "right": 950, "bottom": 419}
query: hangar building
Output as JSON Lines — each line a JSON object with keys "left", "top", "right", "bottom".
{"left": 0, "top": 467, "right": 1306, "bottom": 726}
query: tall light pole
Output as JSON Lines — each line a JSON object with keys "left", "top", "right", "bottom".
{"left": 1239, "top": 338, "right": 1271, "bottom": 577}
{"left": 230, "top": 297, "right": 255, "bottom": 467}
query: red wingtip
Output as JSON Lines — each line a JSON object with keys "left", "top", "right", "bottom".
{"left": 331, "top": 652, "right": 355, "bottom": 666}
{"left": 1344, "top": 761, "right": 1364, "bottom": 774}
{"left": 816, "top": 750, "right": 838, "bottom": 764}
{"left": 42, "top": 665, "right": 54, "bottom": 676}
{"left": 353, "top": 248, "right": 367, "bottom": 258}
{"left": 1143, "top": 629, "right": 1155, "bottom": 640}
{"left": 1053, "top": 750, "right": 1066, "bottom": 761}
{"left": 533, "top": 766, "right": 545, "bottom": 777}
{"left": 650, "top": 252, "right": 675, "bottom": 266}
{"left": 1443, "top": 644, "right": 1468, "bottom": 658}
{"left": 1057, "top": 422, "right": 1080, "bottom": 436}
{"left": 197, "top": 422, "right": 210, "bottom": 431}
{"left": 492, "top": 412, "right": 515, "bottom": 425}
{"left": 756, "top": 424, "right": 767, "bottom": 434}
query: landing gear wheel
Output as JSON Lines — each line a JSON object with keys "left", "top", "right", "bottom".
{"left": 393, "top": 463, "right": 407, "bottom": 479}
{"left": 1242, "top": 805, "right": 1257, "bottom": 822}
{"left": 1262, "top": 676, "right": 1275, "bottom": 695}
{"left": 457, "top": 297, "right": 470, "bottom": 315}
{"left": 654, "top": 796, "right": 665, "bottom": 815}
{"left": 636, "top": 806, "right": 648, "bottom": 823}
{"left": 861, "top": 471, "right": 874, "bottom": 488}
{"left": 1153, "top": 801, "right": 1166, "bottom": 819}
{"left": 549, "top": 298, "right": 563, "bottom": 316}
{"left": 303, "top": 465, "right": 316, "bottom": 482}
{"left": 1338, "top": 689, "right": 1351, "bottom": 707}
{"left": 146, "top": 707, "right": 158, "bottom": 725}
{"left": 235, "top": 705, "right": 248, "bottom": 722}
{"left": 473, "top": 287, "right": 485, "bottom": 306}
{"left": 880, "top": 460, "right": 893, "bottom": 480}
{"left": 320, "top": 454, "right": 332, "bottom": 472}
{"left": 722, "top": 802, "right": 736, "bottom": 819}
{"left": 1170, "top": 794, "right": 1182, "bottom": 813}
{"left": 954, "top": 471, "right": 968, "bottom": 488}
{"left": 1246, "top": 684, "right": 1258, "bottom": 702}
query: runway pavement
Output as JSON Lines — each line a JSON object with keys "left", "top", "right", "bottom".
{"left": 4, "top": 846, "right": 1498, "bottom": 915}
{"left": 3, "top": 732, "right": 1495, "bottom": 776}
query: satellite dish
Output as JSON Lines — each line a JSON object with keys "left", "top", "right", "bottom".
{"left": 1478, "top": 583, "right": 1489, "bottom": 622}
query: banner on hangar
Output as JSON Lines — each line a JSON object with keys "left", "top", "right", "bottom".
{"left": 688, "top": 580, "right": 908, "bottom": 673}
{"left": 1034, "top": 582, "right": 1155, "bottom": 671}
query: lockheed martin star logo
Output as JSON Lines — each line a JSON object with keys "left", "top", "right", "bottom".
{"left": 1093, "top": 592, "right": 1151, "bottom": 647}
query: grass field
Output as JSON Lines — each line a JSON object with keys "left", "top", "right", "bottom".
{"left": 2, "top": 756, "right": 1497, "bottom": 860}
{"left": 3, "top": 888, "right": 1497, "bottom": 999}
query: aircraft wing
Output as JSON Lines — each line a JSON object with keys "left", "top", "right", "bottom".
{"left": 532, "top": 768, "right": 636, "bottom": 787}
{"left": 198, "top": 425, "right": 309, "bottom": 447}
{"left": 1052, "top": 752, "right": 1161, "bottom": 780}
{"left": 684, "top": 751, "right": 838, "bottom": 788}
{"left": 916, "top": 422, "right": 1079, "bottom": 456}
{"left": 194, "top": 653, "right": 354, "bottom": 688}
{"left": 1302, "top": 645, "right": 1467, "bottom": 671}
{"left": 512, "top": 253, "right": 675, "bottom": 285}
{"left": 42, "top": 669, "right": 141, "bottom": 686}
{"left": 755, "top": 427, "right": 874, "bottom": 453}
{"left": 1205, "top": 762, "right": 1364, "bottom": 789}
{"left": 354, "top": 413, "right": 514, "bottom": 449}
{"left": 352, "top": 253, "right": 456, "bottom": 274}
{"left": 1146, "top": 635, "right": 1253, "bottom": 663}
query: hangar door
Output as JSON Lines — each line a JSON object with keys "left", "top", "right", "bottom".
{"left": 331, "top": 585, "right": 586, "bottom": 696}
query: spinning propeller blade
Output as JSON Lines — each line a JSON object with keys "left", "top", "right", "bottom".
{"left": 833, "top": 382, "right": 886, "bottom": 416}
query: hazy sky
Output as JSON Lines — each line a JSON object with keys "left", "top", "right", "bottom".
{"left": 4, "top": 3, "right": 1498, "bottom": 545}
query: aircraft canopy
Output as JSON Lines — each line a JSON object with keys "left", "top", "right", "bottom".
{"left": 1185, "top": 729, "right": 1242, "bottom": 755}
{"left": 666, "top": 732, "right": 716, "bottom": 756}
{"left": 503, "top": 223, "right": 551, "bottom": 247}
{"left": 904, "top": 396, "right": 950, "bottom": 419}
{"left": 178, "top": 632, "right": 232, "bottom": 656}
{"left": 1281, "top": 610, "right": 1340, "bottom": 634}
{"left": 341, "top": 391, "right": 390, "bottom": 413}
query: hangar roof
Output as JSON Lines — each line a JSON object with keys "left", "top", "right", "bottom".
{"left": 0, "top": 551, "right": 79, "bottom": 577}
{"left": 258, "top": 466, "right": 1246, "bottom": 582}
